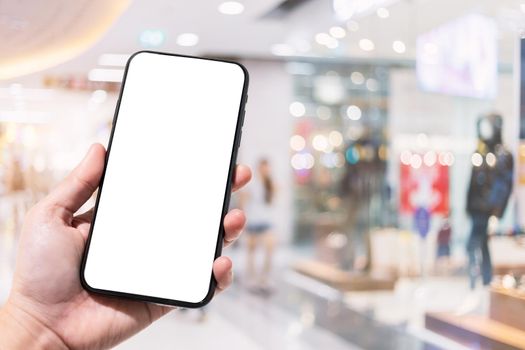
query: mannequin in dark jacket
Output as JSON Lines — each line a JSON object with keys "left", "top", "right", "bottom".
{"left": 466, "top": 113, "right": 513, "bottom": 289}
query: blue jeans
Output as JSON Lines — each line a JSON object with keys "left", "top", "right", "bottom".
{"left": 467, "top": 213, "right": 492, "bottom": 289}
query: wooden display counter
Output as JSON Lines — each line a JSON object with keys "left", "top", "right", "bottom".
{"left": 490, "top": 288, "right": 525, "bottom": 331}
{"left": 425, "top": 312, "right": 525, "bottom": 350}
{"left": 292, "top": 260, "right": 396, "bottom": 291}
{"left": 493, "top": 264, "right": 525, "bottom": 276}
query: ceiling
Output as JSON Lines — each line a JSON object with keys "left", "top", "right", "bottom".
{"left": 0, "top": 0, "right": 129, "bottom": 80}
{"left": 2, "top": 0, "right": 525, "bottom": 81}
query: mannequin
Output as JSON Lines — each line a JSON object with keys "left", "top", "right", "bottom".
{"left": 466, "top": 113, "right": 513, "bottom": 289}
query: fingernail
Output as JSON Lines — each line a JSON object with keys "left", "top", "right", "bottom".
{"left": 225, "top": 230, "right": 242, "bottom": 245}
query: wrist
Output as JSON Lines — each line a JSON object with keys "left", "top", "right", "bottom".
{"left": 0, "top": 300, "right": 68, "bottom": 350}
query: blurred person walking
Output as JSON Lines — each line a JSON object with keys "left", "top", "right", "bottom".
{"left": 241, "top": 159, "right": 276, "bottom": 294}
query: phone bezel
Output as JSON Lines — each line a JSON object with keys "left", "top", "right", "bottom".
{"left": 79, "top": 50, "right": 249, "bottom": 308}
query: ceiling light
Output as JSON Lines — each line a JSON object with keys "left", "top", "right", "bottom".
{"left": 329, "top": 26, "right": 346, "bottom": 39}
{"left": 400, "top": 150, "right": 411, "bottom": 165}
{"left": 333, "top": 0, "right": 356, "bottom": 20}
{"left": 176, "top": 33, "right": 199, "bottom": 46}
{"left": 313, "top": 135, "right": 329, "bottom": 152}
{"left": 315, "top": 33, "right": 332, "bottom": 45}
{"left": 291, "top": 153, "right": 315, "bottom": 170}
{"left": 376, "top": 7, "right": 389, "bottom": 18}
{"left": 91, "top": 89, "right": 107, "bottom": 104}
{"left": 438, "top": 152, "right": 454, "bottom": 166}
{"left": 346, "top": 105, "right": 362, "bottom": 120}
{"left": 316, "top": 33, "right": 339, "bottom": 49}
{"left": 334, "top": 0, "right": 399, "bottom": 20}
{"left": 392, "top": 40, "right": 406, "bottom": 53}
{"left": 290, "top": 135, "right": 306, "bottom": 151}
{"left": 98, "top": 54, "right": 131, "bottom": 67}
{"left": 350, "top": 71, "right": 365, "bottom": 84}
{"left": 289, "top": 101, "right": 306, "bottom": 117}
{"left": 521, "top": 3, "right": 525, "bottom": 12}
{"left": 359, "top": 38, "right": 374, "bottom": 51}
{"left": 271, "top": 43, "right": 295, "bottom": 56}
{"left": 346, "top": 20, "right": 359, "bottom": 32}
{"left": 218, "top": 1, "right": 244, "bottom": 15}
{"left": 410, "top": 154, "right": 422, "bottom": 169}
{"left": 88, "top": 68, "right": 124, "bottom": 82}
{"left": 484, "top": 152, "right": 496, "bottom": 167}
{"left": 329, "top": 131, "right": 343, "bottom": 147}
{"left": 423, "top": 151, "right": 437, "bottom": 167}
{"left": 139, "top": 29, "right": 165, "bottom": 48}
{"left": 471, "top": 153, "right": 483, "bottom": 167}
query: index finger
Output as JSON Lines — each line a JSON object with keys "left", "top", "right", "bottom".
{"left": 232, "top": 164, "right": 251, "bottom": 192}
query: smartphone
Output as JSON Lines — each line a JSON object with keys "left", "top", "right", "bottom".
{"left": 80, "top": 51, "right": 248, "bottom": 308}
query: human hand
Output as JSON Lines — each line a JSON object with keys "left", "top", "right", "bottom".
{"left": 0, "top": 143, "right": 251, "bottom": 350}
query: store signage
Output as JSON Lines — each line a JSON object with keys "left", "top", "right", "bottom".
{"left": 400, "top": 157, "right": 449, "bottom": 215}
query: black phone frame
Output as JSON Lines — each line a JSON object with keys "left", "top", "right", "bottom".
{"left": 79, "top": 50, "right": 249, "bottom": 308}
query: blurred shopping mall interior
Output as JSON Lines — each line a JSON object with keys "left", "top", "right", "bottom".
{"left": 2, "top": 0, "right": 525, "bottom": 349}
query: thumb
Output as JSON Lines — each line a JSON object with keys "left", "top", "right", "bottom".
{"left": 44, "top": 144, "right": 106, "bottom": 219}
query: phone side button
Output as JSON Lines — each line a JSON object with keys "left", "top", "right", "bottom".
{"left": 241, "top": 110, "right": 246, "bottom": 126}
{"left": 237, "top": 130, "right": 242, "bottom": 148}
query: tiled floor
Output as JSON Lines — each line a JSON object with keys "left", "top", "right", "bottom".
{"left": 115, "top": 268, "right": 472, "bottom": 350}
{"left": 116, "top": 282, "right": 357, "bottom": 350}
{"left": 115, "top": 309, "right": 264, "bottom": 350}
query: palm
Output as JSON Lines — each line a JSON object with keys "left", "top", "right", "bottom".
{"left": 12, "top": 207, "right": 169, "bottom": 350}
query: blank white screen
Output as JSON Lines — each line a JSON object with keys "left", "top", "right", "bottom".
{"left": 83, "top": 52, "right": 245, "bottom": 304}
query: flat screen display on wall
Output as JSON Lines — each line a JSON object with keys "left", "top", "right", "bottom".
{"left": 416, "top": 14, "right": 497, "bottom": 99}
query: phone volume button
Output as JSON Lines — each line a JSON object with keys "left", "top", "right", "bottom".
{"left": 237, "top": 130, "right": 242, "bottom": 148}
